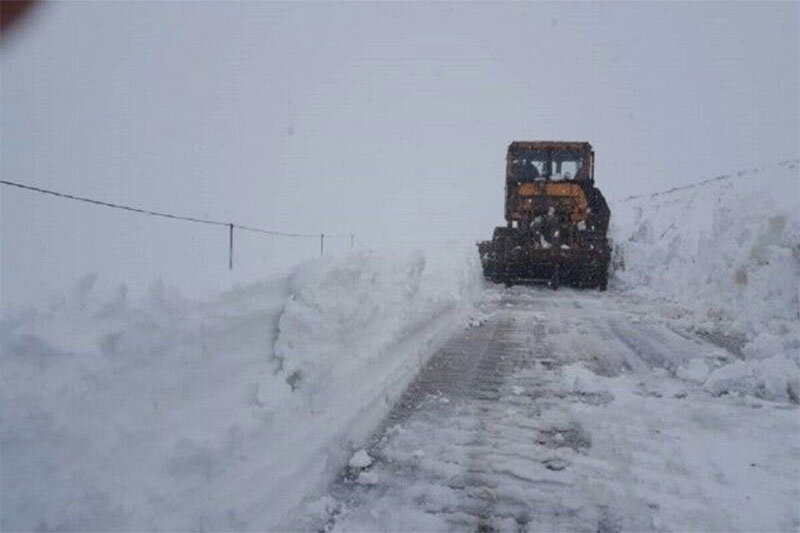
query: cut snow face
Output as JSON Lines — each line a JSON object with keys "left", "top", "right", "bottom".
{"left": 611, "top": 160, "right": 800, "bottom": 403}
{"left": 0, "top": 244, "right": 483, "bottom": 531}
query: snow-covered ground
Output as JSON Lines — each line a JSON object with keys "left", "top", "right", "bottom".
{"left": 611, "top": 160, "right": 800, "bottom": 403}
{"left": 295, "top": 286, "right": 799, "bottom": 532}
{"left": 2, "top": 162, "right": 798, "bottom": 531}
{"left": 0, "top": 245, "right": 482, "bottom": 531}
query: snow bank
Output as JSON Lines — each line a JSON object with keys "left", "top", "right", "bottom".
{"left": 0, "top": 245, "right": 482, "bottom": 531}
{"left": 611, "top": 160, "right": 800, "bottom": 402}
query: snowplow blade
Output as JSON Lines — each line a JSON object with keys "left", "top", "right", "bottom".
{"left": 478, "top": 238, "right": 609, "bottom": 290}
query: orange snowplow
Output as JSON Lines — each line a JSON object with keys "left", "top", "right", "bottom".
{"left": 478, "top": 141, "right": 611, "bottom": 290}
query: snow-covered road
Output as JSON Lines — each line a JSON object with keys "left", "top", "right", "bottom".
{"left": 297, "top": 286, "right": 799, "bottom": 532}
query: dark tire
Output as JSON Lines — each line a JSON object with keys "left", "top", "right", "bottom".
{"left": 598, "top": 268, "right": 608, "bottom": 291}
{"left": 550, "top": 264, "right": 560, "bottom": 291}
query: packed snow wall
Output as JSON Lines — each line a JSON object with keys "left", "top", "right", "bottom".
{"left": 0, "top": 245, "right": 483, "bottom": 531}
{"left": 611, "top": 160, "right": 800, "bottom": 403}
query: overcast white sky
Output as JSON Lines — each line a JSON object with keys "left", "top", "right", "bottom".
{"left": 2, "top": 1, "right": 798, "bottom": 307}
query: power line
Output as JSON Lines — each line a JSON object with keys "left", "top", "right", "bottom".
{"left": 0, "top": 178, "right": 354, "bottom": 268}
{"left": 0, "top": 178, "right": 346, "bottom": 237}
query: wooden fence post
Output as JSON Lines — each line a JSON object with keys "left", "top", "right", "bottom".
{"left": 229, "top": 223, "right": 234, "bottom": 270}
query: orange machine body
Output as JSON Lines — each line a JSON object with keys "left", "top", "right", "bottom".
{"left": 512, "top": 182, "right": 589, "bottom": 224}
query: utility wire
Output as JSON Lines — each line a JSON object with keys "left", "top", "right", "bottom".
{"left": 0, "top": 179, "right": 348, "bottom": 239}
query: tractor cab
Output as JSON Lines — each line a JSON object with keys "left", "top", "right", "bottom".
{"left": 508, "top": 142, "right": 594, "bottom": 183}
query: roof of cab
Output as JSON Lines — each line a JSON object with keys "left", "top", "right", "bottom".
{"left": 507, "top": 141, "right": 593, "bottom": 153}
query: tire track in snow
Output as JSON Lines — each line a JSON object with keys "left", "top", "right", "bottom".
{"left": 296, "top": 287, "right": 799, "bottom": 533}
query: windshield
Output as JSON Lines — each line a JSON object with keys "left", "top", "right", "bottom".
{"left": 510, "top": 148, "right": 585, "bottom": 182}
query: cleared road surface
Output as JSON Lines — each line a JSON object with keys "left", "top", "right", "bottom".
{"left": 296, "top": 286, "right": 799, "bottom": 532}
